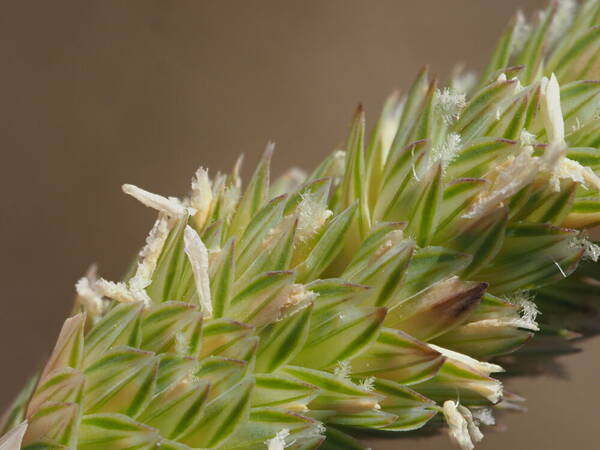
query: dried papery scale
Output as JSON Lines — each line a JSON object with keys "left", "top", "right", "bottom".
{"left": 2, "top": 1, "right": 600, "bottom": 449}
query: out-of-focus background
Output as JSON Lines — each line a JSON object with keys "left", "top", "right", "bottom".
{"left": 1, "top": 1, "right": 598, "bottom": 448}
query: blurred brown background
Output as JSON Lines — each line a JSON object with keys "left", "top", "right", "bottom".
{"left": 2, "top": 0, "right": 598, "bottom": 448}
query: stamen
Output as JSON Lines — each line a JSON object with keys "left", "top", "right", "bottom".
{"left": 95, "top": 279, "right": 146, "bottom": 304}
{"left": 183, "top": 226, "right": 213, "bottom": 319}
{"left": 552, "top": 258, "right": 567, "bottom": 278}
{"left": 541, "top": 74, "right": 565, "bottom": 145}
{"left": 75, "top": 277, "right": 104, "bottom": 317}
{"left": 129, "top": 214, "right": 171, "bottom": 297}
{"left": 429, "top": 344, "right": 504, "bottom": 376}
{"left": 443, "top": 400, "right": 478, "bottom": 450}
{"left": 190, "top": 167, "right": 213, "bottom": 229}
{"left": 122, "top": 184, "right": 194, "bottom": 218}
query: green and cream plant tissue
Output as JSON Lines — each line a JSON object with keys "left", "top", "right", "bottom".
{"left": 2, "top": 1, "right": 600, "bottom": 449}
